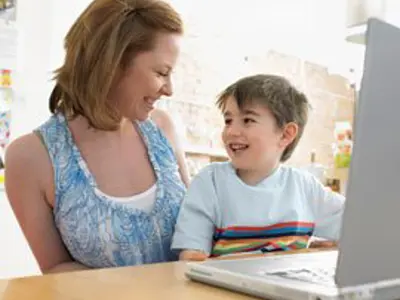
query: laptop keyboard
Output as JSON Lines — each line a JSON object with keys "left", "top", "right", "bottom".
{"left": 264, "top": 266, "right": 336, "bottom": 286}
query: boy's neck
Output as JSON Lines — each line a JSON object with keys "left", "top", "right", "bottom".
{"left": 236, "top": 161, "right": 280, "bottom": 186}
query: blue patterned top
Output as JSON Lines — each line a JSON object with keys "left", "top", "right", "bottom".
{"left": 36, "top": 114, "right": 186, "bottom": 268}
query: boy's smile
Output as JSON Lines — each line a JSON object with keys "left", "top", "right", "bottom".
{"left": 221, "top": 96, "right": 286, "bottom": 184}
{"left": 228, "top": 142, "right": 249, "bottom": 153}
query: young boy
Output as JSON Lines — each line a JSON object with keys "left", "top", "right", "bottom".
{"left": 171, "top": 74, "right": 345, "bottom": 261}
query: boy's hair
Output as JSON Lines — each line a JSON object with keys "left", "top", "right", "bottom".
{"left": 49, "top": 0, "right": 183, "bottom": 131}
{"left": 216, "top": 74, "right": 310, "bottom": 162}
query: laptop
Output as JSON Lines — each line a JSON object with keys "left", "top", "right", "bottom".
{"left": 185, "top": 18, "right": 400, "bottom": 300}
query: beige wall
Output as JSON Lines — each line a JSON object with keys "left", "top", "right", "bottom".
{"left": 159, "top": 1, "right": 355, "bottom": 176}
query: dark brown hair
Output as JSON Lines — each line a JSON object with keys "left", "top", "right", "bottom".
{"left": 216, "top": 74, "right": 310, "bottom": 162}
{"left": 49, "top": 0, "right": 183, "bottom": 130}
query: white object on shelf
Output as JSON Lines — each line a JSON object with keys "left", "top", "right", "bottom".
{"left": 302, "top": 150, "right": 327, "bottom": 184}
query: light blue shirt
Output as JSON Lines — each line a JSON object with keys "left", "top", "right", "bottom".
{"left": 171, "top": 162, "right": 344, "bottom": 255}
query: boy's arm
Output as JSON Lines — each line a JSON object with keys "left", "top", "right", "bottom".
{"left": 179, "top": 250, "right": 208, "bottom": 261}
{"left": 171, "top": 169, "right": 217, "bottom": 261}
{"left": 308, "top": 175, "right": 345, "bottom": 242}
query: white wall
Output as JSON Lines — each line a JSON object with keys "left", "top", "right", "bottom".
{"left": 11, "top": 0, "right": 54, "bottom": 139}
{"left": 11, "top": 0, "right": 91, "bottom": 140}
{"left": 11, "top": 0, "right": 361, "bottom": 140}
{"left": 48, "top": 0, "right": 92, "bottom": 72}
{"left": 0, "top": 0, "right": 92, "bottom": 279}
{"left": 170, "top": 0, "right": 358, "bottom": 76}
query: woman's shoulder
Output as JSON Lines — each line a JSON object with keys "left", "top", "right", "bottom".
{"left": 5, "top": 114, "right": 66, "bottom": 190}
{"left": 5, "top": 132, "right": 53, "bottom": 193}
{"left": 36, "top": 114, "right": 65, "bottom": 138}
{"left": 6, "top": 132, "right": 47, "bottom": 165}
{"left": 137, "top": 109, "right": 167, "bottom": 137}
{"left": 138, "top": 109, "right": 178, "bottom": 153}
{"left": 6, "top": 113, "right": 62, "bottom": 167}
{"left": 149, "top": 108, "right": 171, "bottom": 130}
{"left": 142, "top": 109, "right": 174, "bottom": 140}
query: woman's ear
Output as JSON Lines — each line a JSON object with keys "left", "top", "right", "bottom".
{"left": 279, "top": 122, "right": 298, "bottom": 148}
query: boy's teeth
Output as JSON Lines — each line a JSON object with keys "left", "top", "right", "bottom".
{"left": 231, "top": 144, "right": 247, "bottom": 150}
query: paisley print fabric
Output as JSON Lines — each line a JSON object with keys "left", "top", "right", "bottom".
{"left": 36, "top": 114, "right": 186, "bottom": 268}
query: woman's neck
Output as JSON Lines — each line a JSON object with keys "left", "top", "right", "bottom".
{"left": 69, "top": 115, "right": 135, "bottom": 142}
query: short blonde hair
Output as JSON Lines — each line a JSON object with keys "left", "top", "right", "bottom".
{"left": 49, "top": 0, "right": 183, "bottom": 130}
{"left": 216, "top": 74, "right": 310, "bottom": 162}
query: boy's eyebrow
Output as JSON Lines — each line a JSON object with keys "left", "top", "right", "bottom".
{"left": 223, "top": 109, "right": 261, "bottom": 117}
{"left": 242, "top": 109, "right": 261, "bottom": 116}
{"left": 223, "top": 111, "right": 232, "bottom": 117}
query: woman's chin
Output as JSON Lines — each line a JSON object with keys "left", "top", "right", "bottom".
{"left": 130, "top": 110, "right": 151, "bottom": 122}
{"left": 137, "top": 114, "right": 150, "bottom": 122}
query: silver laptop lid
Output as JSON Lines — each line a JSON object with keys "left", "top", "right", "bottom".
{"left": 336, "top": 18, "right": 400, "bottom": 287}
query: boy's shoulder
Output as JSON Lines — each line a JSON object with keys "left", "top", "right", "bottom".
{"left": 187, "top": 162, "right": 234, "bottom": 193}
{"left": 194, "top": 161, "right": 232, "bottom": 179}
{"left": 278, "top": 164, "right": 320, "bottom": 186}
{"left": 191, "top": 163, "right": 319, "bottom": 189}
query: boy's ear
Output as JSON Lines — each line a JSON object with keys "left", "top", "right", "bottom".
{"left": 279, "top": 122, "right": 298, "bottom": 148}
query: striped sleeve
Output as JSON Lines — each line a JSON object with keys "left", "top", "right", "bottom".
{"left": 211, "top": 221, "right": 314, "bottom": 257}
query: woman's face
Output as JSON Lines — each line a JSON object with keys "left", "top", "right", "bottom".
{"left": 110, "top": 33, "right": 181, "bottom": 121}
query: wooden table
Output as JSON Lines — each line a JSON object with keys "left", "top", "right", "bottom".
{"left": 0, "top": 248, "right": 332, "bottom": 300}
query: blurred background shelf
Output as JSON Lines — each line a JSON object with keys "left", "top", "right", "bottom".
{"left": 184, "top": 145, "right": 228, "bottom": 159}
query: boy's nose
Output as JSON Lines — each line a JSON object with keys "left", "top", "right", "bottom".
{"left": 226, "top": 125, "right": 242, "bottom": 137}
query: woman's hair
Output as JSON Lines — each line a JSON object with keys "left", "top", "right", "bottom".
{"left": 50, "top": 0, "right": 183, "bottom": 130}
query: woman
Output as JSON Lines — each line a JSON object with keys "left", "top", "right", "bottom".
{"left": 5, "top": 0, "right": 189, "bottom": 273}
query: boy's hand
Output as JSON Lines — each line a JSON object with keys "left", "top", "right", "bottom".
{"left": 179, "top": 250, "right": 208, "bottom": 261}
{"left": 309, "top": 240, "right": 337, "bottom": 248}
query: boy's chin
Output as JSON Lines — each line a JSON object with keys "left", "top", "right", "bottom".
{"left": 229, "top": 159, "right": 253, "bottom": 171}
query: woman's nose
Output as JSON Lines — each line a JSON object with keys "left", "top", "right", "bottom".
{"left": 161, "top": 78, "right": 173, "bottom": 97}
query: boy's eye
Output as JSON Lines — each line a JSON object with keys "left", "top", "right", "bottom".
{"left": 243, "top": 118, "right": 255, "bottom": 124}
{"left": 224, "top": 118, "right": 232, "bottom": 125}
{"left": 158, "top": 72, "right": 169, "bottom": 77}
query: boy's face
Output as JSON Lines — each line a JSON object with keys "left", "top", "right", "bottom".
{"left": 221, "top": 96, "right": 287, "bottom": 172}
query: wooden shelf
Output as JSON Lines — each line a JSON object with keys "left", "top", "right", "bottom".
{"left": 326, "top": 167, "right": 349, "bottom": 195}
{"left": 328, "top": 167, "right": 349, "bottom": 182}
{"left": 184, "top": 145, "right": 228, "bottom": 158}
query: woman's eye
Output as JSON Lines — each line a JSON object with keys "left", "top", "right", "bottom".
{"left": 158, "top": 72, "right": 168, "bottom": 77}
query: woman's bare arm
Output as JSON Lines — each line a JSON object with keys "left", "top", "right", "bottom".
{"left": 5, "top": 133, "right": 88, "bottom": 274}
